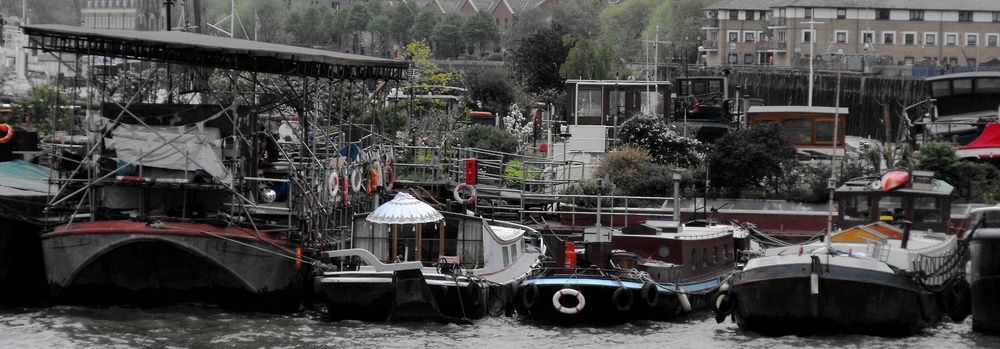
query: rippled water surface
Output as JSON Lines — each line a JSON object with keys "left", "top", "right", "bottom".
{"left": 2, "top": 306, "right": 999, "bottom": 348}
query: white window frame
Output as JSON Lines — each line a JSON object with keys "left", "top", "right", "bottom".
{"left": 966, "top": 33, "right": 979, "bottom": 47}
{"left": 744, "top": 31, "right": 756, "bottom": 43}
{"left": 987, "top": 33, "right": 999, "bottom": 47}
{"left": 727, "top": 30, "right": 740, "bottom": 43}
{"left": 945, "top": 32, "right": 958, "bottom": 46}
{"left": 802, "top": 29, "right": 816, "bottom": 43}
{"left": 861, "top": 30, "right": 875, "bottom": 44}
{"left": 902, "top": 31, "right": 917, "bottom": 45}
{"left": 758, "top": 31, "right": 768, "bottom": 42}
{"left": 881, "top": 31, "right": 896, "bottom": 45}
{"left": 835, "top": 30, "right": 849, "bottom": 43}
{"left": 924, "top": 32, "right": 937, "bottom": 46}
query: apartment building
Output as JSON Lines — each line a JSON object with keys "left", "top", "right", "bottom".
{"left": 81, "top": 0, "right": 172, "bottom": 31}
{"left": 701, "top": 0, "right": 1000, "bottom": 68}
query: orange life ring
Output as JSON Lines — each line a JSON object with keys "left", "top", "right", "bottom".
{"left": 366, "top": 167, "right": 379, "bottom": 194}
{"left": 383, "top": 162, "right": 395, "bottom": 191}
{"left": 0, "top": 124, "right": 12, "bottom": 143}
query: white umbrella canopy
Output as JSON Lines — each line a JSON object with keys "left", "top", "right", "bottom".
{"left": 366, "top": 192, "right": 444, "bottom": 224}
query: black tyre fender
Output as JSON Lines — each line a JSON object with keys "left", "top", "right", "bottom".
{"left": 641, "top": 282, "right": 659, "bottom": 307}
{"left": 522, "top": 283, "right": 539, "bottom": 309}
{"left": 612, "top": 287, "right": 634, "bottom": 313}
{"left": 713, "top": 290, "right": 735, "bottom": 323}
{"left": 467, "top": 281, "right": 483, "bottom": 307}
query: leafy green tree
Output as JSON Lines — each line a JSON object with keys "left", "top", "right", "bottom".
{"left": 342, "top": 2, "right": 372, "bottom": 54}
{"left": 509, "top": 25, "right": 570, "bottom": 94}
{"left": 410, "top": 7, "right": 439, "bottom": 42}
{"left": 644, "top": 0, "right": 714, "bottom": 63}
{"left": 598, "top": 0, "right": 657, "bottom": 71}
{"left": 367, "top": 12, "right": 393, "bottom": 57}
{"left": 453, "top": 125, "right": 519, "bottom": 154}
{"left": 464, "top": 68, "right": 518, "bottom": 117}
{"left": 706, "top": 124, "right": 799, "bottom": 197}
{"left": 618, "top": 114, "right": 701, "bottom": 168}
{"left": 390, "top": 1, "right": 419, "bottom": 45}
{"left": 13, "top": 85, "right": 72, "bottom": 135}
{"left": 288, "top": 4, "right": 333, "bottom": 45}
{"left": 464, "top": 10, "right": 499, "bottom": 57}
{"left": 552, "top": 0, "right": 605, "bottom": 43}
{"left": 248, "top": 0, "right": 290, "bottom": 42}
{"left": 560, "top": 39, "right": 614, "bottom": 80}
{"left": 432, "top": 13, "right": 466, "bottom": 58}
{"left": 915, "top": 141, "right": 1000, "bottom": 203}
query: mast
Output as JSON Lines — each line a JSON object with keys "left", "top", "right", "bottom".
{"left": 825, "top": 73, "right": 842, "bottom": 245}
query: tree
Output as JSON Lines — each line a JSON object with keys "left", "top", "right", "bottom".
{"left": 410, "top": 7, "right": 439, "bottom": 42}
{"left": 598, "top": 0, "right": 657, "bottom": 72}
{"left": 464, "top": 11, "right": 499, "bottom": 56}
{"left": 618, "top": 114, "right": 702, "bottom": 168}
{"left": 464, "top": 68, "right": 518, "bottom": 117}
{"left": 341, "top": 2, "right": 372, "bottom": 54}
{"left": 706, "top": 124, "right": 799, "bottom": 197}
{"left": 432, "top": 13, "right": 466, "bottom": 58}
{"left": 248, "top": 0, "right": 290, "bottom": 42}
{"left": 390, "top": 1, "right": 419, "bottom": 46}
{"left": 644, "top": 0, "right": 715, "bottom": 63}
{"left": 13, "top": 85, "right": 72, "bottom": 135}
{"left": 509, "top": 26, "right": 570, "bottom": 94}
{"left": 367, "top": 13, "right": 393, "bottom": 57}
{"left": 560, "top": 39, "right": 614, "bottom": 80}
{"left": 551, "top": 0, "right": 605, "bottom": 43}
{"left": 453, "top": 125, "right": 519, "bottom": 154}
{"left": 288, "top": 5, "right": 333, "bottom": 45}
{"left": 915, "top": 142, "right": 1000, "bottom": 203}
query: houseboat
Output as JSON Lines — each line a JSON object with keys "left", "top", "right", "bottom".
{"left": 673, "top": 76, "right": 736, "bottom": 143}
{"left": 965, "top": 207, "right": 1000, "bottom": 334}
{"left": 918, "top": 72, "right": 1000, "bottom": 145}
{"left": 746, "top": 105, "right": 847, "bottom": 160}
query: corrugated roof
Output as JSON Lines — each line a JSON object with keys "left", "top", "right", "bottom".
{"left": 0, "top": 160, "right": 55, "bottom": 197}
{"left": 706, "top": 0, "right": 791, "bottom": 10}
{"left": 23, "top": 25, "right": 408, "bottom": 81}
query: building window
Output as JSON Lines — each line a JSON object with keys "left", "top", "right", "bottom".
{"left": 504, "top": 18, "right": 509, "bottom": 30}
{"left": 803, "top": 30, "right": 813, "bottom": 43}
{"left": 729, "top": 10, "right": 738, "bottom": 21}
{"left": 882, "top": 32, "right": 895, "bottom": 45}
{"left": 904, "top": 57, "right": 914, "bottom": 66}
{"left": 778, "top": 30, "right": 786, "bottom": 43}
{"left": 760, "top": 11, "right": 768, "bottom": 20}
{"left": 728, "top": 31, "right": 739, "bottom": 42}
{"left": 946, "top": 33, "right": 958, "bottom": 46}
{"left": 910, "top": 10, "right": 924, "bottom": 21}
{"left": 876, "top": 9, "right": 890, "bottom": 20}
{"left": 835, "top": 31, "right": 848, "bottom": 43}
{"left": 744, "top": 31, "right": 755, "bottom": 43}
{"left": 994, "top": 12, "right": 1000, "bottom": 22}
{"left": 925, "top": 33, "right": 937, "bottom": 45}
{"left": 728, "top": 53, "right": 738, "bottom": 64}
{"left": 959, "top": 11, "right": 973, "bottom": 22}
{"left": 837, "top": 8, "right": 846, "bottom": 20}
{"left": 746, "top": 10, "right": 755, "bottom": 21}
{"left": 904, "top": 33, "right": 916, "bottom": 45}
{"left": 744, "top": 54, "right": 753, "bottom": 64}
{"left": 968, "top": 58, "right": 977, "bottom": 66}
{"left": 967, "top": 33, "right": 979, "bottom": 46}
{"left": 804, "top": 8, "right": 813, "bottom": 19}
{"left": 988, "top": 34, "right": 999, "bottom": 47}
{"left": 862, "top": 31, "right": 874, "bottom": 44}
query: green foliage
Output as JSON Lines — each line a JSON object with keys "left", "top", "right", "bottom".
{"left": 915, "top": 142, "right": 1000, "bottom": 203}
{"left": 454, "top": 125, "right": 519, "bottom": 154}
{"left": 464, "top": 68, "right": 518, "bottom": 116}
{"left": 389, "top": 1, "right": 418, "bottom": 44}
{"left": 13, "top": 85, "right": 73, "bottom": 135}
{"left": 410, "top": 7, "right": 440, "bottom": 42}
{"left": 432, "top": 13, "right": 467, "bottom": 58}
{"left": 598, "top": 0, "right": 657, "bottom": 71}
{"left": 560, "top": 179, "right": 623, "bottom": 207}
{"left": 250, "top": 0, "right": 291, "bottom": 42}
{"left": 594, "top": 147, "right": 675, "bottom": 196}
{"left": 552, "top": 0, "right": 606, "bottom": 43}
{"left": 618, "top": 114, "right": 702, "bottom": 168}
{"left": 643, "top": 0, "right": 714, "bottom": 62}
{"left": 503, "top": 159, "right": 540, "bottom": 188}
{"left": 464, "top": 11, "right": 500, "bottom": 55}
{"left": 509, "top": 25, "right": 570, "bottom": 94}
{"left": 560, "top": 39, "right": 614, "bottom": 80}
{"left": 706, "top": 124, "right": 799, "bottom": 197}
{"left": 288, "top": 4, "right": 333, "bottom": 45}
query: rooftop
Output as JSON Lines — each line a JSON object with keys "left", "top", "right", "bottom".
{"left": 706, "top": 0, "right": 1000, "bottom": 11}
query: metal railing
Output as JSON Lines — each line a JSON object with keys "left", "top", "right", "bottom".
{"left": 519, "top": 193, "right": 678, "bottom": 229}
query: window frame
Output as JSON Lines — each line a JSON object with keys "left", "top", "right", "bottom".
{"left": 946, "top": 33, "right": 958, "bottom": 46}
{"left": 924, "top": 32, "right": 937, "bottom": 45}
{"left": 803, "top": 29, "right": 815, "bottom": 43}
{"left": 875, "top": 9, "right": 890, "bottom": 20}
{"left": 837, "top": 8, "right": 847, "bottom": 20}
{"left": 959, "top": 11, "right": 973, "bottom": 22}
{"left": 804, "top": 7, "right": 813, "bottom": 19}
{"left": 910, "top": 10, "right": 924, "bottom": 21}
{"left": 987, "top": 34, "right": 999, "bottom": 47}
{"left": 744, "top": 31, "right": 756, "bottom": 43}
{"left": 967, "top": 33, "right": 979, "bottom": 47}
{"left": 882, "top": 31, "right": 896, "bottom": 45}
{"left": 835, "top": 30, "right": 848, "bottom": 43}
{"left": 729, "top": 10, "right": 739, "bottom": 21}
{"left": 903, "top": 32, "right": 917, "bottom": 45}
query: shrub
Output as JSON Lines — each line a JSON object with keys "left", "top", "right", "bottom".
{"left": 453, "top": 124, "right": 518, "bottom": 154}
{"left": 706, "top": 123, "right": 799, "bottom": 197}
{"left": 618, "top": 114, "right": 701, "bottom": 168}
{"left": 560, "top": 179, "right": 622, "bottom": 208}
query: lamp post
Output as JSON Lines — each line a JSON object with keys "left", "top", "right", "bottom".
{"left": 802, "top": 20, "right": 825, "bottom": 106}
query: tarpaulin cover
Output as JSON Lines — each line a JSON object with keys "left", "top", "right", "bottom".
{"left": 107, "top": 124, "right": 232, "bottom": 184}
{"left": 958, "top": 123, "right": 1000, "bottom": 150}
{"left": 0, "top": 160, "right": 55, "bottom": 196}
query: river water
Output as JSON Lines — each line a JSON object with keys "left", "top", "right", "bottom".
{"left": 2, "top": 305, "right": 999, "bottom": 348}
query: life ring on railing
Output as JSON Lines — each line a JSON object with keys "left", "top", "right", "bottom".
{"left": 327, "top": 171, "right": 340, "bottom": 200}
{"left": 383, "top": 162, "right": 395, "bottom": 191}
{"left": 453, "top": 184, "right": 477, "bottom": 205}
{"left": 0, "top": 124, "right": 12, "bottom": 143}
{"left": 612, "top": 287, "right": 633, "bottom": 313}
{"left": 552, "top": 288, "right": 585, "bottom": 315}
{"left": 366, "top": 166, "right": 380, "bottom": 195}
{"left": 341, "top": 174, "right": 349, "bottom": 203}
{"left": 350, "top": 169, "right": 363, "bottom": 193}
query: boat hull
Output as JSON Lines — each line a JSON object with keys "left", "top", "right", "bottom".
{"left": 732, "top": 261, "right": 939, "bottom": 335}
{"left": 41, "top": 221, "right": 304, "bottom": 312}
{"left": 970, "top": 238, "right": 1000, "bottom": 334}
{"left": 321, "top": 271, "right": 508, "bottom": 322}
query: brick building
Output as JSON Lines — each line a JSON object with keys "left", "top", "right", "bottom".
{"left": 701, "top": 0, "right": 1000, "bottom": 68}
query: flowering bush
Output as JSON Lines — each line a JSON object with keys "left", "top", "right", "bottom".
{"left": 500, "top": 104, "right": 534, "bottom": 152}
{"left": 618, "top": 114, "right": 702, "bottom": 168}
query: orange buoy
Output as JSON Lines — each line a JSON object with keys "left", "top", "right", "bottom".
{"left": 295, "top": 245, "right": 303, "bottom": 270}
{"left": 0, "top": 124, "right": 13, "bottom": 143}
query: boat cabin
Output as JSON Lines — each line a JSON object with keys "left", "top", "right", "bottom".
{"left": 746, "top": 106, "right": 847, "bottom": 158}
{"left": 923, "top": 72, "right": 1000, "bottom": 145}
{"left": 563, "top": 80, "right": 672, "bottom": 126}
{"left": 836, "top": 170, "right": 953, "bottom": 233}
{"left": 673, "top": 77, "right": 734, "bottom": 143}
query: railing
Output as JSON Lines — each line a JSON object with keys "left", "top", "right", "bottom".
{"left": 519, "top": 193, "right": 678, "bottom": 229}
{"left": 702, "top": 18, "right": 719, "bottom": 28}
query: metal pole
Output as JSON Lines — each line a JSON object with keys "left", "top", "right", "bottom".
{"left": 825, "top": 73, "right": 841, "bottom": 244}
{"left": 808, "top": 20, "right": 814, "bottom": 106}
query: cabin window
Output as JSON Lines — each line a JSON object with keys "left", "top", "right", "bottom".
{"left": 690, "top": 248, "right": 697, "bottom": 268}
{"left": 703, "top": 248, "right": 709, "bottom": 265}
{"left": 511, "top": 243, "right": 518, "bottom": 259}
{"left": 502, "top": 246, "right": 510, "bottom": 266}
{"left": 977, "top": 78, "right": 1000, "bottom": 94}
{"left": 709, "top": 80, "right": 722, "bottom": 94}
{"left": 782, "top": 119, "right": 812, "bottom": 142}
{"left": 931, "top": 81, "right": 951, "bottom": 97}
{"left": 953, "top": 79, "right": 973, "bottom": 95}
{"left": 972, "top": 210, "right": 1000, "bottom": 228}
{"left": 914, "top": 197, "right": 942, "bottom": 224}
{"left": 609, "top": 90, "right": 626, "bottom": 117}
{"left": 844, "top": 196, "right": 871, "bottom": 220}
{"left": 815, "top": 120, "right": 837, "bottom": 142}
{"left": 640, "top": 91, "right": 661, "bottom": 116}
{"left": 877, "top": 196, "right": 904, "bottom": 220}
{"left": 724, "top": 243, "right": 730, "bottom": 260}
{"left": 713, "top": 247, "right": 719, "bottom": 263}
{"left": 577, "top": 88, "right": 602, "bottom": 117}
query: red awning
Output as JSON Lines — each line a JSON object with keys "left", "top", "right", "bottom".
{"left": 958, "top": 123, "right": 1000, "bottom": 150}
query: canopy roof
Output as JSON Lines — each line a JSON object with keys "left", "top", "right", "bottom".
{"left": 22, "top": 25, "right": 408, "bottom": 81}
{"left": 366, "top": 192, "right": 444, "bottom": 224}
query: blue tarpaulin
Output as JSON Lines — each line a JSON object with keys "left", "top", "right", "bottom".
{"left": 0, "top": 160, "right": 55, "bottom": 196}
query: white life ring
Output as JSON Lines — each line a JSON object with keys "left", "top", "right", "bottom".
{"left": 350, "top": 169, "right": 363, "bottom": 193}
{"left": 453, "top": 184, "right": 477, "bottom": 205}
{"left": 552, "top": 288, "right": 585, "bottom": 315}
{"left": 327, "top": 170, "right": 340, "bottom": 200}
